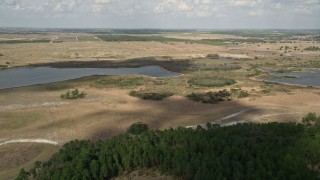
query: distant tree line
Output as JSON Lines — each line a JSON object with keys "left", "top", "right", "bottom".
{"left": 0, "top": 40, "right": 50, "bottom": 44}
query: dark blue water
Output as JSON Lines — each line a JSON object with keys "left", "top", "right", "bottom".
{"left": 262, "top": 69, "right": 320, "bottom": 87}
{"left": 0, "top": 66, "right": 180, "bottom": 89}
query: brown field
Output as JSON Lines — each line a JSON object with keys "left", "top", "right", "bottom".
{"left": 0, "top": 31, "right": 320, "bottom": 179}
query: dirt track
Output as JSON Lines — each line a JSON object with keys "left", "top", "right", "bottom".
{"left": 0, "top": 139, "right": 58, "bottom": 146}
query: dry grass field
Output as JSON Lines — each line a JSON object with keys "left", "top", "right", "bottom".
{"left": 0, "top": 31, "right": 320, "bottom": 179}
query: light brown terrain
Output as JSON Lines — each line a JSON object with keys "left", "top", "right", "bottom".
{"left": 1, "top": 33, "right": 319, "bottom": 67}
{"left": 0, "top": 32, "right": 320, "bottom": 179}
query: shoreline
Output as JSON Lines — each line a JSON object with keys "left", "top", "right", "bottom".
{"left": 249, "top": 76, "right": 320, "bottom": 89}
{"left": 1, "top": 56, "right": 189, "bottom": 71}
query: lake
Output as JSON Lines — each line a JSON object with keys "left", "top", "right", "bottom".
{"left": 261, "top": 69, "right": 320, "bottom": 87}
{"left": 0, "top": 66, "right": 180, "bottom": 89}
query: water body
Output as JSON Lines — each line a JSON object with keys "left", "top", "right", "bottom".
{"left": 210, "top": 57, "right": 234, "bottom": 61}
{"left": 0, "top": 66, "right": 180, "bottom": 89}
{"left": 262, "top": 69, "right": 320, "bottom": 87}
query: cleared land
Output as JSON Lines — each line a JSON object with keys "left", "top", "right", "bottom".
{"left": 0, "top": 30, "right": 320, "bottom": 179}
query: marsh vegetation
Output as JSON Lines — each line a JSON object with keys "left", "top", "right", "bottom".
{"left": 188, "top": 76, "right": 236, "bottom": 87}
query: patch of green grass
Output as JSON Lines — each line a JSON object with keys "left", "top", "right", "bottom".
{"left": 0, "top": 40, "right": 50, "bottom": 44}
{"left": 91, "top": 76, "right": 146, "bottom": 88}
{"left": 77, "top": 36, "right": 100, "bottom": 41}
{"left": 188, "top": 76, "right": 236, "bottom": 87}
{"left": 196, "top": 39, "right": 225, "bottom": 46}
{"left": 186, "top": 90, "right": 231, "bottom": 104}
{"left": 129, "top": 90, "right": 173, "bottom": 101}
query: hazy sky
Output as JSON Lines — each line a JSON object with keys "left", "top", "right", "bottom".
{"left": 0, "top": 0, "right": 319, "bottom": 29}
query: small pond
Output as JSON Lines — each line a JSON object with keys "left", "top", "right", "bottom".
{"left": 0, "top": 66, "right": 180, "bottom": 89}
{"left": 210, "top": 57, "right": 235, "bottom": 61}
{"left": 261, "top": 69, "right": 320, "bottom": 87}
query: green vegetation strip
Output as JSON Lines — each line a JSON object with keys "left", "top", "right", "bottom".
{"left": 97, "top": 35, "right": 225, "bottom": 46}
{"left": 0, "top": 40, "right": 50, "bottom": 44}
{"left": 18, "top": 114, "right": 320, "bottom": 179}
{"left": 188, "top": 76, "right": 236, "bottom": 87}
{"left": 91, "top": 77, "right": 145, "bottom": 88}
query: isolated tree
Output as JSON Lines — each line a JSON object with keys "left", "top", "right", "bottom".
{"left": 16, "top": 168, "right": 28, "bottom": 180}
{"left": 127, "top": 122, "right": 149, "bottom": 135}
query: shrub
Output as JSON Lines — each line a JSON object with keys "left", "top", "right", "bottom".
{"left": 302, "top": 112, "right": 320, "bottom": 127}
{"left": 206, "top": 53, "right": 220, "bottom": 59}
{"left": 0, "top": 65, "right": 8, "bottom": 69}
{"left": 188, "top": 76, "right": 236, "bottom": 87}
{"left": 127, "top": 122, "right": 149, "bottom": 135}
{"left": 61, "top": 89, "right": 86, "bottom": 100}
{"left": 304, "top": 46, "right": 320, "bottom": 51}
{"left": 129, "top": 91, "right": 173, "bottom": 101}
{"left": 0, "top": 53, "right": 3, "bottom": 56}
{"left": 238, "top": 90, "right": 249, "bottom": 98}
{"left": 16, "top": 168, "right": 28, "bottom": 180}
{"left": 186, "top": 90, "right": 231, "bottom": 104}
{"left": 302, "top": 112, "right": 317, "bottom": 123}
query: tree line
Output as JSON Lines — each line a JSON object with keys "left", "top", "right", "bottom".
{"left": 17, "top": 117, "right": 320, "bottom": 180}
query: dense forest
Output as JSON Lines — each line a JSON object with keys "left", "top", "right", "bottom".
{"left": 17, "top": 115, "right": 320, "bottom": 180}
